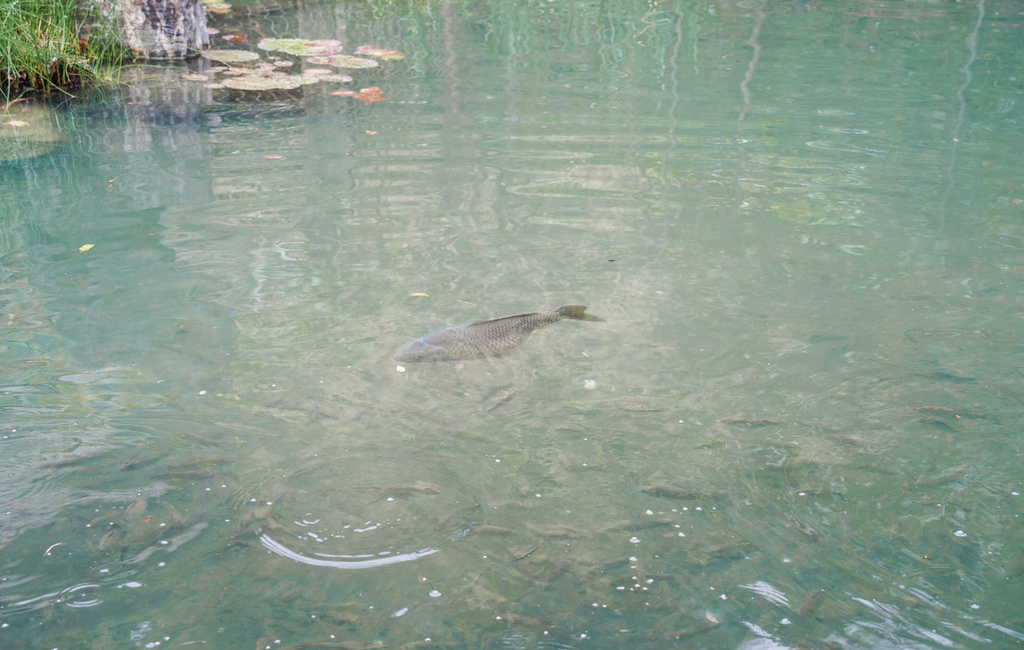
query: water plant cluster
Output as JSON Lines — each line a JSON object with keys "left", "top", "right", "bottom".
{"left": 196, "top": 38, "right": 402, "bottom": 101}
{"left": 0, "top": 0, "right": 122, "bottom": 101}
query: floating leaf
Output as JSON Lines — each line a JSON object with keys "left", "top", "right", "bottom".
{"left": 257, "top": 38, "right": 343, "bottom": 57}
{"left": 222, "top": 34, "right": 247, "bottom": 43}
{"left": 332, "top": 86, "right": 384, "bottom": 104}
{"left": 181, "top": 73, "right": 210, "bottom": 81}
{"left": 359, "top": 87, "right": 384, "bottom": 102}
{"left": 306, "top": 54, "right": 379, "bottom": 69}
{"left": 292, "top": 75, "right": 323, "bottom": 86}
{"left": 321, "top": 74, "right": 353, "bottom": 83}
{"left": 410, "top": 293, "right": 429, "bottom": 297}
{"left": 79, "top": 244, "right": 94, "bottom": 253}
{"left": 206, "top": 2, "right": 232, "bottom": 13}
{"left": 2, "top": 120, "right": 29, "bottom": 127}
{"left": 221, "top": 72, "right": 303, "bottom": 91}
{"left": 207, "top": 28, "right": 220, "bottom": 36}
{"left": 303, "top": 70, "right": 353, "bottom": 83}
{"left": 202, "top": 49, "right": 260, "bottom": 64}
{"left": 355, "top": 45, "right": 405, "bottom": 61}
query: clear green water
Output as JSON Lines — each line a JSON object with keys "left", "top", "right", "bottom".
{"left": 2, "top": 0, "right": 1023, "bottom": 648}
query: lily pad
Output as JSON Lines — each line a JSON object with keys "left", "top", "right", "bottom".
{"left": 205, "top": 2, "right": 232, "bottom": 13}
{"left": 221, "top": 72, "right": 303, "bottom": 91}
{"left": 202, "top": 49, "right": 260, "bottom": 64}
{"left": 355, "top": 45, "right": 405, "bottom": 61}
{"left": 181, "top": 73, "right": 210, "bottom": 81}
{"left": 319, "top": 74, "right": 354, "bottom": 83}
{"left": 305, "top": 54, "right": 379, "bottom": 69}
{"left": 257, "top": 38, "right": 343, "bottom": 57}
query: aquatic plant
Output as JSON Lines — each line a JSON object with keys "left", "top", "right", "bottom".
{"left": 319, "top": 74, "right": 354, "bottom": 83}
{"left": 194, "top": 37, "right": 396, "bottom": 96}
{"left": 202, "top": 49, "right": 261, "bottom": 64}
{"left": 221, "top": 73, "right": 304, "bottom": 91}
{"left": 294, "top": 69, "right": 352, "bottom": 83}
{"left": 198, "top": 61, "right": 326, "bottom": 91}
{"left": 354, "top": 45, "right": 405, "bottom": 61}
{"left": 305, "top": 54, "right": 379, "bottom": 69}
{"left": 201, "top": 0, "right": 232, "bottom": 14}
{"left": 257, "top": 38, "right": 343, "bottom": 57}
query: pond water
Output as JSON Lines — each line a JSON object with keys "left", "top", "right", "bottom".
{"left": 2, "top": 0, "right": 1023, "bottom": 648}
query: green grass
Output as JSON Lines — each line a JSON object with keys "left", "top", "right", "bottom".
{"left": 1, "top": 0, "right": 123, "bottom": 102}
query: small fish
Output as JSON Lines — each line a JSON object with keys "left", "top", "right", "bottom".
{"left": 510, "top": 539, "right": 545, "bottom": 562}
{"left": 394, "top": 305, "right": 602, "bottom": 362}
{"left": 902, "top": 470, "right": 966, "bottom": 491}
{"left": 799, "top": 587, "right": 828, "bottom": 618}
{"left": 363, "top": 481, "right": 442, "bottom": 503}
{"left": 639, "top": 484, "right": 717, "bottom": 500}
{"left": 125, "top": 498, "right": 147, "bottom": 518}
{"left": 98, "top": 525, "right": 125, "bottom": 551}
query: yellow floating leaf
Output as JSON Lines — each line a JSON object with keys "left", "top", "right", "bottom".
{"left": 78, "top": 244, "right": 95, "bottom": 253}
{"left": 3, "top": 120, "right": 30, "bottom": 127}
{"left": 410, "top": 292, "right": 429, "bottom": 297}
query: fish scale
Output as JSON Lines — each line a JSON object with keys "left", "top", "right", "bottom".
{"left": 394, "top": 305, "right": 602, "bottom": 363}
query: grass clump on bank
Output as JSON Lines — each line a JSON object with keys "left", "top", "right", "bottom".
{"left": 1, "top": 0, "right": 123, "bottom": 102}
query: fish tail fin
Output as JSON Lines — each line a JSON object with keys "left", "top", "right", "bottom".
{"left": 556, "top": 305, "right": 603, "bottom": 321}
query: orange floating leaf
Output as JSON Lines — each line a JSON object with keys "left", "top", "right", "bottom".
{"left": 332, "top": 86, "right": 385, "bottom": 105}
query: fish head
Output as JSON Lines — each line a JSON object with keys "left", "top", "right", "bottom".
{"left": 394, "top": 339, "right": 449, "bottom": 363}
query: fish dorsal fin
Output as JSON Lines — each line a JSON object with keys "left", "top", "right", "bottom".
{"left": 469, "top": 312, "right": 539, "bottom": 327}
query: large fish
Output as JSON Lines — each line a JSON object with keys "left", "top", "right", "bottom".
{"left": 394, "top": 305, "right": 602, "bottom": 363}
